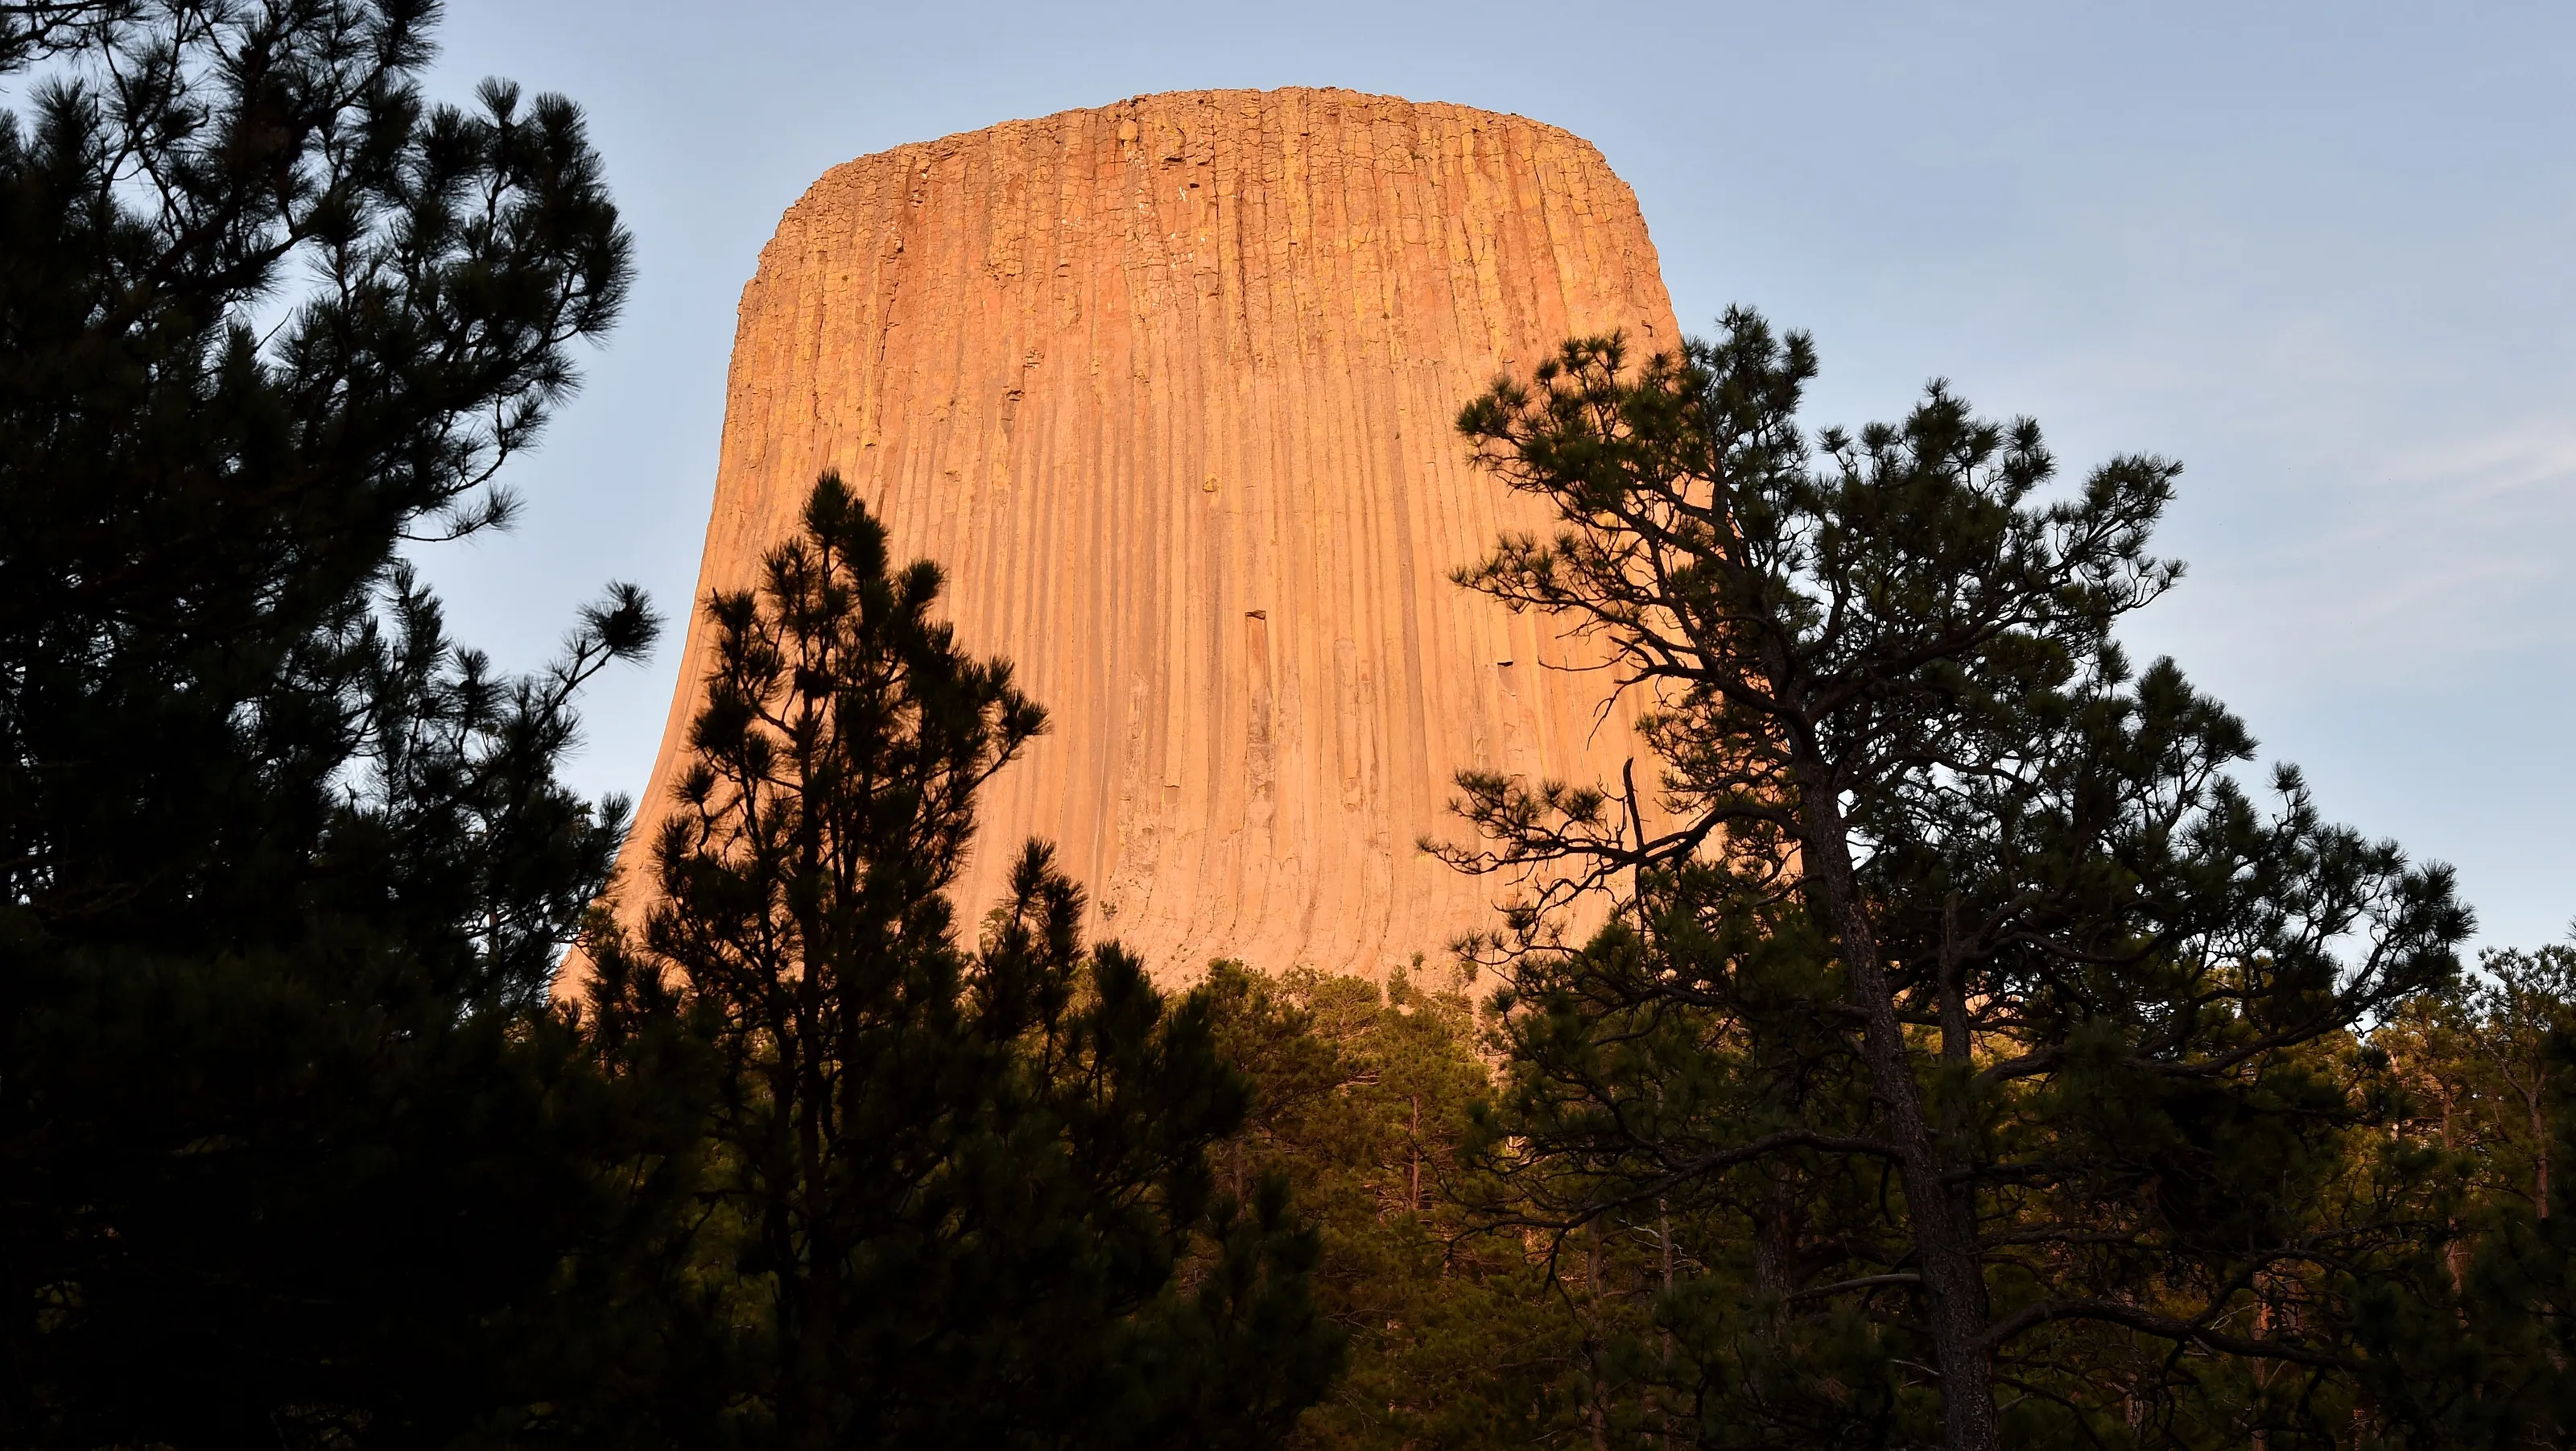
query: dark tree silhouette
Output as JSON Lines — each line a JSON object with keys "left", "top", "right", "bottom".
{"left": 1443, "top": 313, "right": 2469, "bottom": 1449}
{"left": 587, "top": 473, "right": 1339, "bottom": 1450}
{"left": 0, "top": 5, "right": 674, "bottom": 1444}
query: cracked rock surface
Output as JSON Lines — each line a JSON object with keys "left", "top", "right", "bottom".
{"left": 617, "top": 88, "right": 1680, "bottom": 982}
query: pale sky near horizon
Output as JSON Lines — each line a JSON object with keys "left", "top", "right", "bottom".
{"left": 415, "top": 1, "right": 2576, "bottom": 951}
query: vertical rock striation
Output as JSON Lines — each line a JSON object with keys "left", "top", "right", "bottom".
{"left": 617, "top": 88, "right": 1680, "bottom": 981}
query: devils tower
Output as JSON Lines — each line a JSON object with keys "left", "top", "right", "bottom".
{"left": 613, "top": 88, "right": 1679, "bottom": 981}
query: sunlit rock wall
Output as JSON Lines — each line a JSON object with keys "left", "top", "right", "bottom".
{"left": 616, "top": 88, "right": 1680, "bottom": 981}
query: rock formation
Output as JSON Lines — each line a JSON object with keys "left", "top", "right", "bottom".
{"left": 612, "top": 88, "right": 1681, "bottom": 982}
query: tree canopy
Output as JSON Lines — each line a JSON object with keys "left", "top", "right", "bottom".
{"left": 582, "top": 473, "right": 1341, "bottom": 1450}
{"left": 4, "top": 7, "right": 2571, "bottom": 1441}
{"left": 0, "top": 3, "right": 682, "bottom": 1442}
{"left": 1438, "top": 312, "right": 2479, "bottom": 1449}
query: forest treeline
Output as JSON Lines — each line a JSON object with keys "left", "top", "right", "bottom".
{"left": 4, "top": 4, "right": 2574, "bottom": 1449}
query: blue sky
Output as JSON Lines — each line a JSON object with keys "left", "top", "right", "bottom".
{"left": 419, "top": 1, "right": 2576, "bottom": 949}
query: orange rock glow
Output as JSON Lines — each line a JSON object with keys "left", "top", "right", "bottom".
{"left": 609, "top": 88, "right": 1681, "bottom": 981}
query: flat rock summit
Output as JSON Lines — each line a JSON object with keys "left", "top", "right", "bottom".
{"left": 616, "top": 87, "right": 1680, "bottom": 981}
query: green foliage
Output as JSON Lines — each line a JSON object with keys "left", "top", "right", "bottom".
{"left": 0, "top": 3, "right": 671, "bottom": 1445}
{"left": 2348, "top": 947, "right": 2576, "bottom": 1446}
{"left": 1199, "top": 959, "right": 1589, "bottom": 1449}
{"left": 1441, "top": 312, "right": 2471, "bottom": 1449}
{"left": 1193, "top": 941, "right": 2576, "bottom": 1451}
{"left": 6, "top": 6, "right": 2572, "bottom": 1440}
{"left": 585, "top": 474, "right": 1338, "bottom": 1450}
{"left": 1476, "top": 903, "right": 1937, "bottom": 1449}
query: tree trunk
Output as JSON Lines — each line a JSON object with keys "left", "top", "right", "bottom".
{"left": 1410, "top": 1094, "right": 1422, "bottom": 1214}
{"left": 2440, "top": 1089, "right": 2468, "bottom": 1296}
{"left": 1587, "top": 1223, "right": 1612, "bottom": 1451}
{"left": 2531, "top": 1069, "right": 2550, "bottom": 1221}
{"left": 1792, "top": 756, "right": 1999, "bottom": 1451}
{"left": 2250, "top": 1292, "right": 2272, "bottom": 1451}
{"left": 1752, "top": 1176, "right": 1797, "bottom": 1343}
{"left": 788, "top": 697, "right": 840, "bottom": 1451}
{"left": 1659, "top": 1200, "right": 1678, "bottom": 1451}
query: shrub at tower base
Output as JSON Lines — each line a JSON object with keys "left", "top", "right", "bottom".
{"left": 581, "top": 473, "right": 1341, "bottom": 1449}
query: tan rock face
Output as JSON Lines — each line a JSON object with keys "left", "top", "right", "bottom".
{"left": 616, "top": 88, "right": 1679, "bottom": 982}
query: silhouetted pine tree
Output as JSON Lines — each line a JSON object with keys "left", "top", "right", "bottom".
{"left": 1440, "top": 312, "right": 2471, "bottom": 1449}
{"left": 0, "top": 4, "right": 685, "bottom": 1445}
{"left": 585, "top": 473, "right": 1339, "bottom": 1451}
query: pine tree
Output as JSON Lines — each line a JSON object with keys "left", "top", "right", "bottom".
{"left": 2354, "top": 943, "right": 2576, "bottom": 1445}
{"left": 1439, "top": 313, "right": 2471, "bottom": 1448}
{"left": 0, "top": 4, "right": 674, "bottom": 1443}
{"left": 1198, "top": 960, "right": 1584, "bottom": 1449}
{"left": 584, "top": 473, "right": 1339, "bottom": 1449}
{"left": 1472, "top": 894, "right": 1926, "bottom": 1445}
{"left": 2462, "top": 947, "right": 2576, "bottom": 1224}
